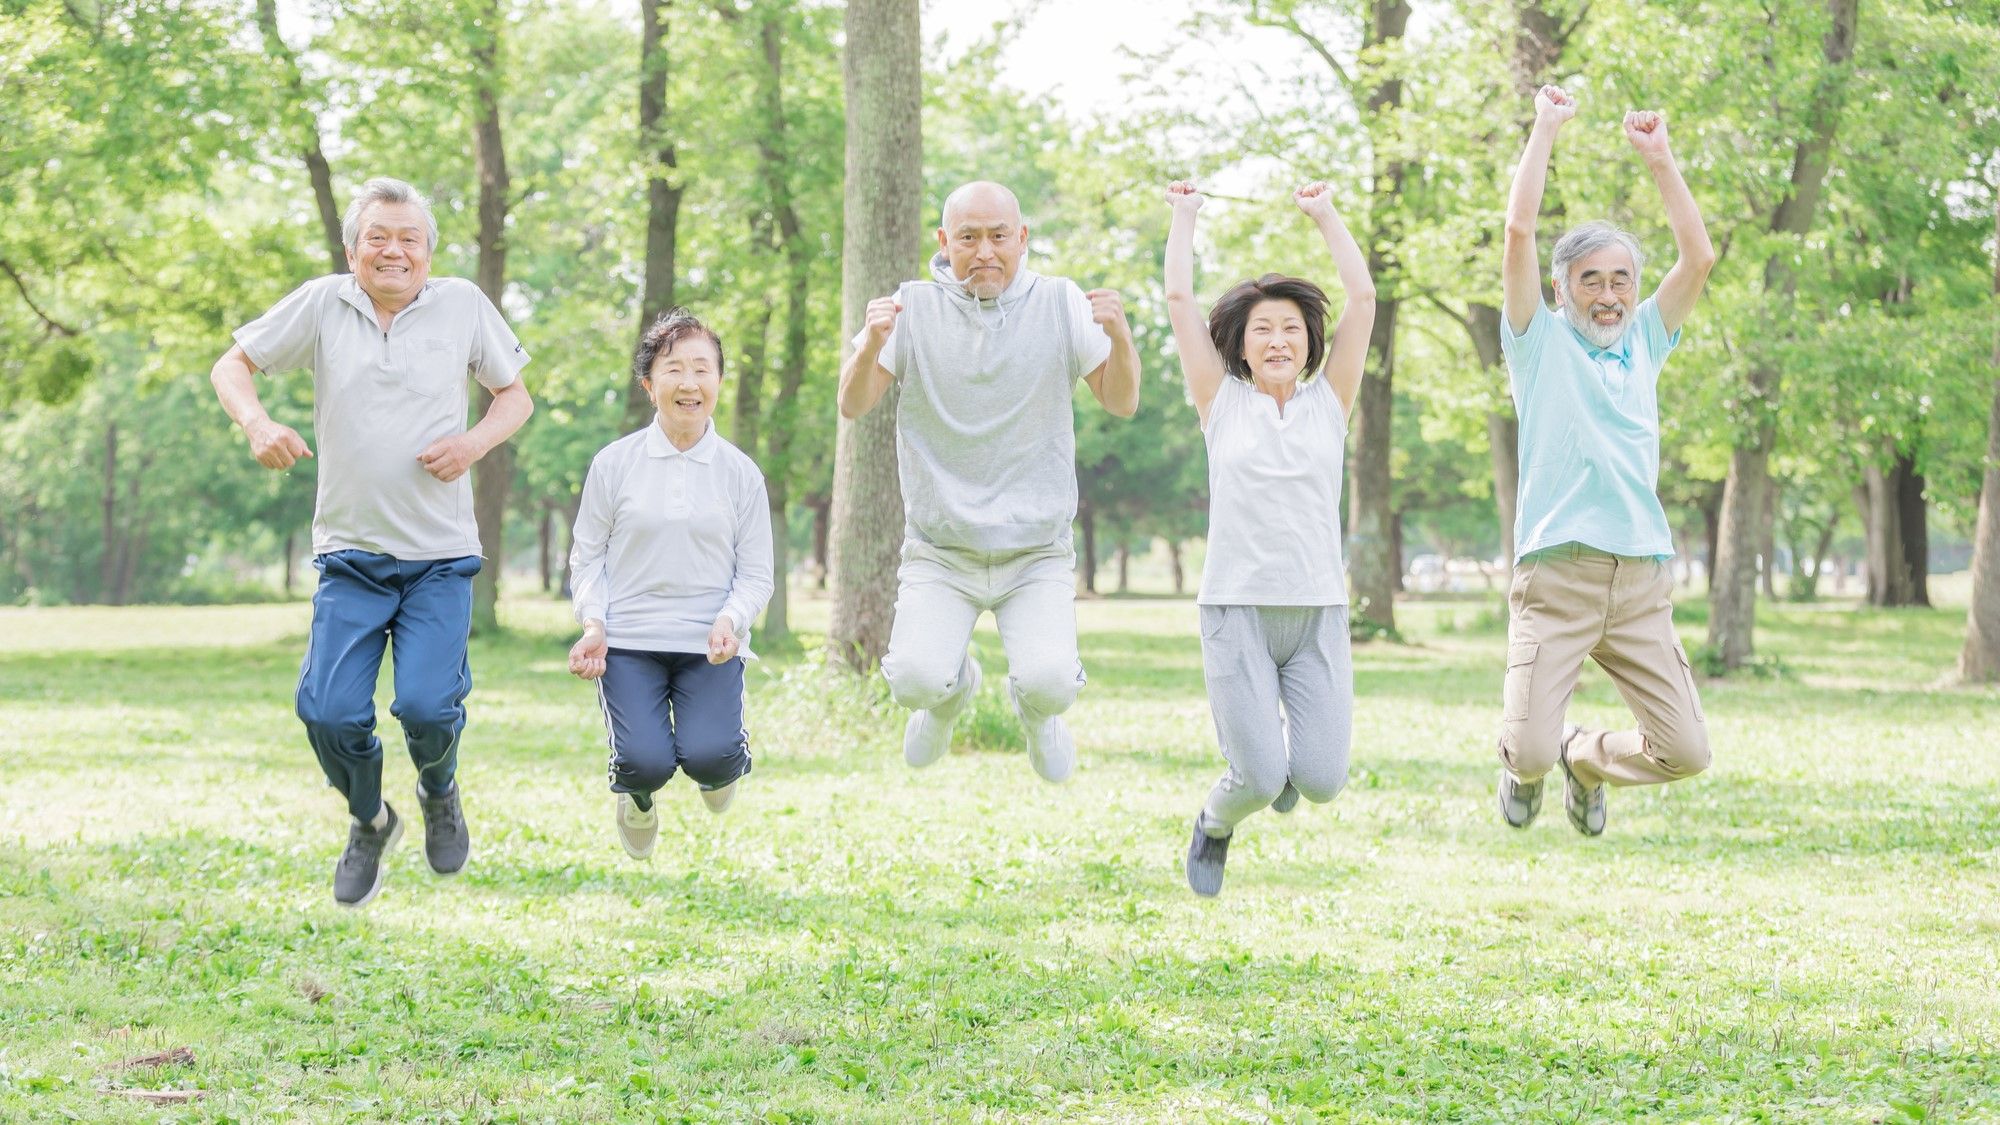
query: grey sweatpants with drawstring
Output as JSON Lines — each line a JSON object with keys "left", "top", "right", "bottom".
{"left": 1197, "top": 604, "right": 1354, "bottom": 836}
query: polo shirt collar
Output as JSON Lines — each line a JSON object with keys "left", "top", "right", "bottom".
{"left": 1572, "top": 322, "right": 1633, "bottom": 367}
{"left": 337, "top": 274, "right": 437, "bottom": 322}
{"left": 645, "top": 418, "right": 718, "bottom": 463}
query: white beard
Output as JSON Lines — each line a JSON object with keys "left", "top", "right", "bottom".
{"left": 1565, "top": 301, "right": 1627, "bottom": 349}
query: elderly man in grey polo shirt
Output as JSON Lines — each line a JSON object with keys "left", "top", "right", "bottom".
{"left": 209, "top": 177, "right": 533, "bottom": 908}
{"left": 839, "top": 180, "right": 1141, "bottom": 783}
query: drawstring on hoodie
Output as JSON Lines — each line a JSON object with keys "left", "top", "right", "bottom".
{"left": 930, "top": 250, "right": 1034, "bottom": 338}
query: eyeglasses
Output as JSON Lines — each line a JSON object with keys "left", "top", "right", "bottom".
{"left": 1572, "top": 274, "right": 1635, "bottom": 296}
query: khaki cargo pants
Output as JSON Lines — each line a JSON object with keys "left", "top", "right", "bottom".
{"left": 1499, "top": 544, "right": 1711, "bottom": 787}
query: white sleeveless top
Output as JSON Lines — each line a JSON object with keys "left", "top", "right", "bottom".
{"left": 1197, "top": 375, "right": 1349, "bottom": 606}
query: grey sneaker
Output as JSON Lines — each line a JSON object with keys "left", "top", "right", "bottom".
{"left": 333, "top": 804, "right": 404, "bottom": 908}
{"left": 1184, "top": 818, "right": 1231, "bottom": 897}
{"left": 416, "top": 782, "right": 469, "bottom": 875}
{"left": 615, "top": 792, "right": 658, "bottom": 860}
{"left": 1497, "top": 767, "right": 1543, "bottom": 829}
{"left": 1557, "top": 725, "right": 1606, "bottom": 836}
{"left": 903, "top": 655, "right": 981, "bottom": 768}
{"left": 699, "top": 778, "right": 739, "bottom": 815}
{"left": 1270, "top": 781, "right": 1301, "bottom": 815}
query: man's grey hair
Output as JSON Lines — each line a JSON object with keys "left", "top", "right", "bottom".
{"left": 341, "top": 177, "right": 438, "bottom": 252}
{"left": 1550, "top": 220, "right": 1644, "bottom": 301}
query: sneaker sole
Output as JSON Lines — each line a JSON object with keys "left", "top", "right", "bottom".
{"left": 616, "top": 797, "right": 658, "bottom": 860}
{"left": 336, "top": 816, "right": 404, "bottom": 909}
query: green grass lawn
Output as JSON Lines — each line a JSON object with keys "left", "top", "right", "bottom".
{"left": 3, "top": 588, "right": 1998, "bottom": 1122}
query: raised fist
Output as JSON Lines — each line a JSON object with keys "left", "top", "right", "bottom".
{"left": 863, "top": 295, "right": 901, "bottom": 346}
{"left": 1086, "top": 288, "right": 1132, "bottom": 340}
{"left": 1623, "top": 110, "right": 1670, "bottom": 156}
{"left": 1535, "top": 84, "right": 1577, "bottom": 126}
{"left": 1293, "top": 180, "right": 1337, "bottom": 220}
{"left": 1165, "top": 180, "right": 1204, "bottom": 214}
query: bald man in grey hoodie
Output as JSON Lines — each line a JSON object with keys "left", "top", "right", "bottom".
{"left": 840, "top": 181, "right": 1142, "bottom": 783}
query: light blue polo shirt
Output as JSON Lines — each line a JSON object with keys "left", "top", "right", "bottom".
{"left": 1500, "top": 296, "right": 1680, "bottom": 563}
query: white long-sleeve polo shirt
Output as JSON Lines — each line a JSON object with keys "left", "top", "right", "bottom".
{"left": 569, "top": 420, "right": 775, "bottom": 657}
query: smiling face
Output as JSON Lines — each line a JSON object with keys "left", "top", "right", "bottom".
{"left": 344, "top": 200, "right": 432, "bottom": 309}
{"left": 1241, "top": 298, "right": 1310, "bottom": 386}
{"left": 1556, "top": 243, "right": 1638, "bottom": 349}
{"left": 645, "top": 335, "right": 723, "bottom": 432}
{"left": 937, "top": 182, "right": 1027, "bottom": 300}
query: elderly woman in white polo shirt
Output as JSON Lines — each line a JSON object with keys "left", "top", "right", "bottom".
{"left": 1163, "top": 180, "right": 1376, "bottom": 897}
{"left": 566, "top": 310, "right": 774, "bottom": 859}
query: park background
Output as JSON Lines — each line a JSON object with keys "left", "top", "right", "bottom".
{"left": 4, "top": 0, "right": 2000, "bottom": 1120}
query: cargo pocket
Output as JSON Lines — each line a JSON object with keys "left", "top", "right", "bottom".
{"left": 1501, "top": 640, "right": 1539, "bottom": 723}
{"left": 1674, "top": 642, "right": 1706, "bottom": 722}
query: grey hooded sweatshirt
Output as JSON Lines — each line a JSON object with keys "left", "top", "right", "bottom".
{"left": 854, "top": 252, "right": 1113, "bottom": 552}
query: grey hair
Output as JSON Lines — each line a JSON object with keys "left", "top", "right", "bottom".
{"left": 341, "top": 177, "right": 439, "bottom": 252}
{"left": 1550, "top": 221, "right": 1643, "bottom": 302}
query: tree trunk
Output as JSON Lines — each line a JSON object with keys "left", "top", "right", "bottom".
{"left": 1168, "top": 538, "right": 1184, "bottom": 595}
{"left": 749, "top": 9, "right": 810, "bottom": 646}
{"left": 468, "top": 7, "right": 512, "bottom": 635}
{"left": 1865, "top": 450, "right": 1928, "bottom": 607}
{"left": 809, "top": 492, "right": 831, "bottom": 590}
{"left": 1699, "top": 482, "right": 1723, "bottom": 591}
{"left": 253, "top": 0, "right": 345, "bottom": 273}
{"left": 1078, "top": 504, "right": 1098, "bottom": 595}
{"left": 1960, "top": 192, "right": 2000, "bottom": 681}
{"left": 1116, "top": 543, "right": 1130, "bottom": 594}
{"left": 1344, "top": 0, "right": 1412, "bottom": 638}
{"left": 284, "top": 527, "right": 296, "bottom": 596}
{"left": 537, "top": 503, "right": 553, "bottom": 592}
{"left": 99, "top": 421, "right": 117, "bottom": 603}
{"left": 827, "top": 0, "right": 919, "bottom": 670}
{"left": 1759, "top": 481, "right": 1780, "bottom": 599}
{"left": 1707, "top": 0, "right": 1858, "bottom": 668}
{"left": 628, "top": 0, "right": 685, "bottom": 426}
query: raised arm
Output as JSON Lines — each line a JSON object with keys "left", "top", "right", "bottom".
{"left": 838, "top": 295, "right": 900, "bottom": 420}
{"left": 1503, "top": 85, "right": 1576, "bottom": 335}
{"left": 1625, "top": 110, "right": 1716, "bottom": 334}
{"left": 1163, "top": 181, "right": 1228, "bottom": 424}
{"left": 1293, "top": 181, "right": 1374, "bottom": 416}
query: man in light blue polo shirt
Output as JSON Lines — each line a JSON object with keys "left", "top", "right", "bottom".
{"left": 210, "top": 177, "right": 533, "bottom": 906}
{"left": 1493, "top": 86, "right": 1717, "bottom": 837}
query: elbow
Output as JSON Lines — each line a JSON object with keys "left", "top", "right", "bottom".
{"left": 1503, "top": 219, "right": 1535, "bottom": 244}
{"left": 837, "top": 394, "right": 861, "bottom": 421}
{"left": 1688, "top": 246, "right": 1719, "bottom": 275}
{"left": 1166, "top": 288, "right": 1199, "bottom": 306}
{"left": 1345, "top": 286, "right": 1378, "bottom": 309}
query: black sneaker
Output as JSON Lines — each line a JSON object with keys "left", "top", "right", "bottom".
{"left": 1184, "top": 818, "right": 1231, "bottom": 897}
{"left": 333, "top": 804, "right": 404, "bottom": 908}
{"left": 417, "top": 782, "right": 470, "bottom": 875}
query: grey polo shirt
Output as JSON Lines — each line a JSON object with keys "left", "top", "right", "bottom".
{"left": 234, "top": 274, "right": 530, "bottom": 561}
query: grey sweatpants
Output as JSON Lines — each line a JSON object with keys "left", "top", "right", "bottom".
{"left": 1198, "top": 604, "right": 1353, "bottom": 835}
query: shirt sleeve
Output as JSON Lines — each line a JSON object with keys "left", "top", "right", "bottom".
{"left": 1498, "top": 302, "right": 1556, "bottom": 396}
{"left": 232, "top": 279, "right": 327, "bottom": 374}
{"left": 466, "top": 285, "right": 530, "bottom": 390}
{"left": 568, "top": 455, "right": 617, "bottom": 627}
{"left": 1067, "top": 281, "right": 1114, "bottom": 382}
{"left": 720, "top": 463, "right": 775, "bottom": 639}
{"left": 1635, "top": 296, "right": 1682, "bottom": 359}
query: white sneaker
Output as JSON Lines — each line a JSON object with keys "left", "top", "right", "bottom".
{"left": 1022, "top": 714, "right": 1076, "bottom": 783}
{"left": 614, "top": 793, "right": 658, "bottom": 860}
{"left": 902, "top": 655, "right": 982, "bottom": 768}
{"left": 700, "top": 779, "right": 739, "bottom": 815}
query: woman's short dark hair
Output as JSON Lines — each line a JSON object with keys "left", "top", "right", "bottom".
{"left": 633, "top": 308, "right": 725, "bottom": 384}
{"left": 1207, "top": 274, "right": 1331, "bottom": 381}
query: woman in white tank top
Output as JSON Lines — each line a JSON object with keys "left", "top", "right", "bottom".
{"left": 1163, "top": 180, "right": 1376, "bottom": 896}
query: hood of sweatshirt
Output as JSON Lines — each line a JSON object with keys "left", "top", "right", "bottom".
{"left": 929, "top": 250, "right": 1038, "bottom": 330}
